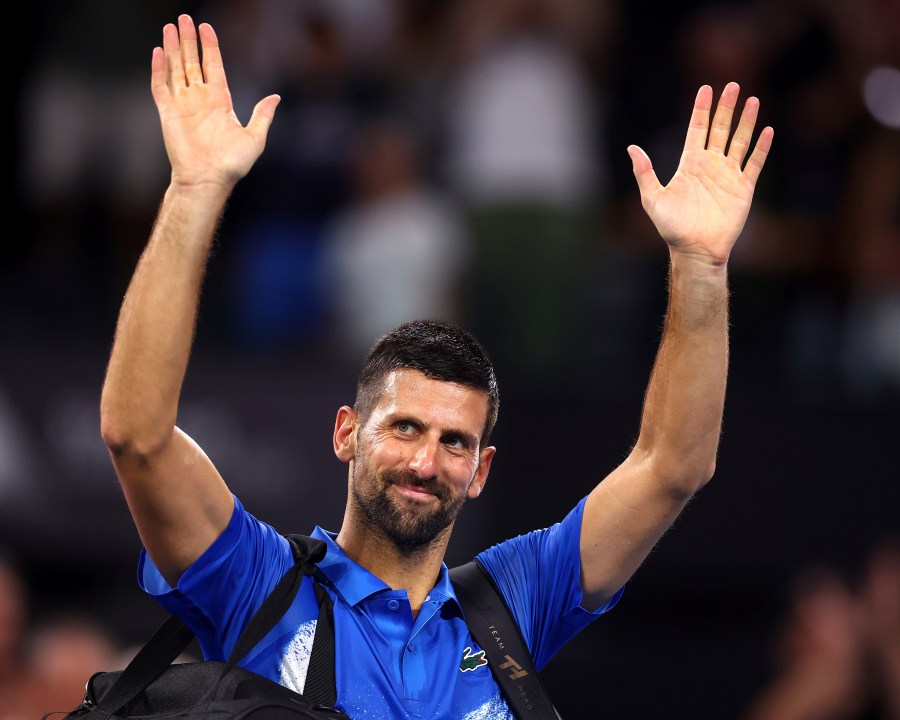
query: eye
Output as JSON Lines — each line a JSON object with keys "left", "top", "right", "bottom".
{"left": 396, "top": 421, "right": 416, "bottom": 434}
{"left": 443, "top": 434, "right": 467, "bottom": 450}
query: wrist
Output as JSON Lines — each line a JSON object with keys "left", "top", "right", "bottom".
{"left": 669, "top": 251, "right": 728, "bottom": 297}
{"left": 669, "top": 248, "right": 730, "bottom": 278}
{"left": 164, "top": 179, "right": 234, "bottom": 212}
{"left": 667, "top": 250, "right": 730, "bottom": 313}
{"left": 167, "top": 167, "right": 238, "bottom": 203}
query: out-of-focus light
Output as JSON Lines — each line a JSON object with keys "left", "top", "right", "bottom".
{"left": 863, "top": 66, "right": 900, "bottom": 129}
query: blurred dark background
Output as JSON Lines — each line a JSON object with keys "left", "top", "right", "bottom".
{"left": 2, "top": 0, "right": 898, "bottom": 717}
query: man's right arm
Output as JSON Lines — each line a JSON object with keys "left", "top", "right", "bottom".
{"left": 99, "top": 15, "right": 279, "bottom": 586}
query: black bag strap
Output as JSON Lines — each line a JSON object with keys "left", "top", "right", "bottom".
{"left": 81, "top": 614, "right": 197, "bottom": 717}
{"left": 286, "top": 535, "right": 337, "bottom": 708}
{"left": 450, "top": 559, "right": 562, "bottom": 720}
{"left": 224, "top": 535, "right": 327, "bottom": 674}
{"left": 301, "top": 582, "right": 337, "bottom": 708}
{"left": 82, "top": 536, "right": 333, "bottom": 718}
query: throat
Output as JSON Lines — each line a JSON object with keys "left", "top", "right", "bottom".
{"left": 336, "top": 515, "right": 450, "bottom": 612}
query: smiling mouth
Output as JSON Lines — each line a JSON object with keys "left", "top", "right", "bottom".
{"left": 392, "top": 484, "right": 437, "bottom": 501}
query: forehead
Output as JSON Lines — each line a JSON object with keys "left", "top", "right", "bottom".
{"left": 370, "top": 369, "right": 489, "bottom": 433}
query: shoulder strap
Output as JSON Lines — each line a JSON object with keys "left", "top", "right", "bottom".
{"left": 83, "top": 536, "right": 333, "bottom": 717}
{"left": 450, "top": 560, "right": 562, "bottom": 720}
{"left": 222, "top": 535, "right": 324, "bottom": 673}
{"left": 286, "top": 535, "right": 338, "bottom": 708}
{"left": 81, "top": 614, "right": 196, "bottom": 717}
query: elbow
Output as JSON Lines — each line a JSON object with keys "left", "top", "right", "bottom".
{"left": 682, "top": 457, "right": 717, "bottom": 494}
{"left": 645, "top": 453, "right": 717, "bottom": 499}
{"left": 101, "top": 422, "right": 172, "bottom": 460}
{"left": 100, "top": 400, "right": 173, "bottom": 460}
{"left": 702, "top": 458, "right": 717, "bottom": 486}
{"left": 634, "top": 429, "right": 720, "bottom": 486}
{"left": 99, "top": 415, "right": 131, "bottom": 457}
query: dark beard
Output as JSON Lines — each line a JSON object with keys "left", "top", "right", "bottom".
{"left": 352, "top": 462, "right": 467, "bottom": 555}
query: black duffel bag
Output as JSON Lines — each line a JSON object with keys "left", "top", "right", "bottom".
{"left": 51, "top": 537, "right": 350, "bottom": 720}
{"left": 64, "top": 655, "right": 348, "bottom": 719}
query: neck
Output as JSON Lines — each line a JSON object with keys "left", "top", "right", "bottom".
{"left": 336, "top": 511, "right": 452, "bottom": 616}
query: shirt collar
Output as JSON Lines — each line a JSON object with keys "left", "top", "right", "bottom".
{"left": 310, "top": 526, "right": 460, "bottom": 611}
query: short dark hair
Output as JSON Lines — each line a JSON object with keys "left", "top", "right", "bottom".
{"left": 355, "top": 320, "right": 500, "bottom": 446}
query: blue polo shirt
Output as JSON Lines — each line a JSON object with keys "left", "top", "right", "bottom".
{"left": 139, "top": 495, "right": 622, "bottom": 719}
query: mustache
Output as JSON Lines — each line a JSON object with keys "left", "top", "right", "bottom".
{"left": 382, "top": 469, "right": 446, "bottom": 499}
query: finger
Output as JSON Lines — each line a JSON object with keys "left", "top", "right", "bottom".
{"left": 150, "top": 46, "right": 169, "bottom": 105}
{"left": 706, "top": 82, "right": 741, "bottom": 153}
{"left": 177, "top": 15, "right": 204, "bottom": 86}
{"left": 162, "top": 21, "right": 185, "bottom": 91}
{"left": 627, "top": 144, "right": 662, "bottom": 201}
{"left": 742, "top": 126, "right": 774, "bottom": 187}
{"left": 246, "top": 95, "right": 282, "bottom": 144}
{"left": 684, "top": 85, "right": 713, "bottom": 152}
{"left": 198, "top": 23, "right": 226, "bottom": 88}
{"left": 727, "top": 96, "right": 760, "bottom": 165}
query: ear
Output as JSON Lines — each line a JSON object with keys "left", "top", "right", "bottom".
{"left": 333, "top": 406, "right": 359, "bottom": 463}
{"left": 467, "top": 446, "right": 496, "bottom": 499}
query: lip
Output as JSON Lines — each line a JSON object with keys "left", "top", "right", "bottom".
{"left": 392, "top": 484, "right": 436, "bottom": 501}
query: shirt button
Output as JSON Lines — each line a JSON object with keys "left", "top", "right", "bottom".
{"left": 407, "top": 642, "right": 414, "bottom": 652}
{"left": 387, "top": 599, "right": 400, "bottom": 611}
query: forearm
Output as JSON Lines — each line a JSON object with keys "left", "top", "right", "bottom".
{"left": 632, "top": 251, "right": 729, "bottom": 492}
{"left": 100, "top": 184, "right": 230, "bottom": 455}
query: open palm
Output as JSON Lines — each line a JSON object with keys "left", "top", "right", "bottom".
{"left": 629, "top": 83, "right": 773, "bottom": 265}
{"left": 150, "top": 16, "right": 280, "bottom": 191}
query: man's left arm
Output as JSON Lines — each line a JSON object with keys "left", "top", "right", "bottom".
{"left": 579, "top": 82, "right": 773, "bottom": 609}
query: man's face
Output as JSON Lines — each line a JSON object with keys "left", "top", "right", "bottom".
{"left": 347, "top": 369, "right": 494, "bottom": 553}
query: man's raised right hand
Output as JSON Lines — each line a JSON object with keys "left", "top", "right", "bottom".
{"left": 151, "top": 15, "right": 280, "bottom": 194}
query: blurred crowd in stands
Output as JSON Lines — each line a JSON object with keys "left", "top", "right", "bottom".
{"left": 10, "top": 0, "right": 899, "bottom": 397}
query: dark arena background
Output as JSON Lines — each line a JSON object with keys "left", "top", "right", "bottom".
{"left": 4, "top": 1, "right": 898, "bottom": 717}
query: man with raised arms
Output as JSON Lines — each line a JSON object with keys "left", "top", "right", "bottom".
{"left": 99, "top": 14, "right": 773, "bottom": 719}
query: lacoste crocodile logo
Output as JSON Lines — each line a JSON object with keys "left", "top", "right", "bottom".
{"left": 459, "top": 646, "right": 488, "bottom": 672}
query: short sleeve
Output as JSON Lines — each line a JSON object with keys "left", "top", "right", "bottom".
{"left": 138, "top": 495, "right": 294, "bottom": 661}
{"left": 474, "top": 496, "right": 624, "bottom": 670}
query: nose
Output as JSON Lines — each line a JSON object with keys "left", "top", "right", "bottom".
{"left": 408, "top": 438, "right": 438, "bottom": 479}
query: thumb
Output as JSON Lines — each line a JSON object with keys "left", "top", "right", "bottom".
{"left": 627, "top": 144, "right": 661, "bottom": 201}
{"left": 246, "top": 94, "right": 281, "bottom": 142}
